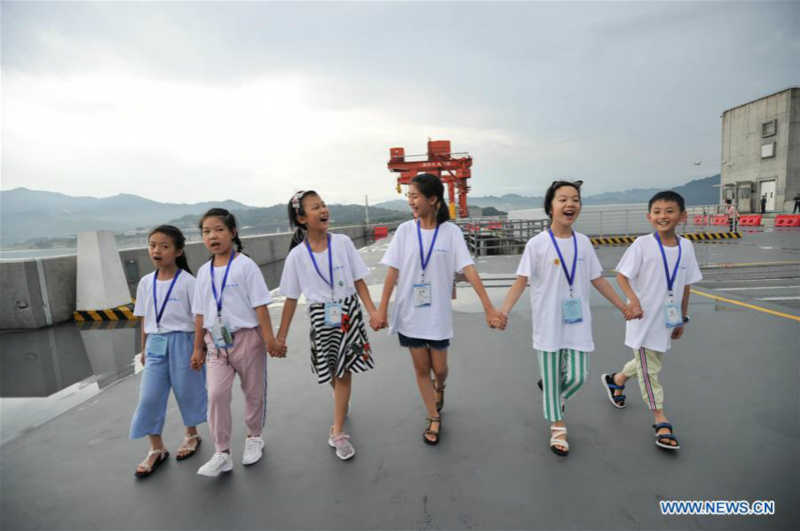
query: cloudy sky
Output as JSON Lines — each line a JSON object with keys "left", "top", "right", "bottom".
{"left": 2, "top": 1, "right": 798, "bottom": 206}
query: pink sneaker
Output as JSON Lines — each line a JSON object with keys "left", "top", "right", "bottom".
{"left": 328, "top": 430, "right": 355, "bottom": 460}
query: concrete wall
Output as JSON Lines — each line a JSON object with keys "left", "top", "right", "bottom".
{"left": 1, "top": 224, "right": 397, "bottom": 331}
{"left": 720, "top": 87, "right": 799, "bottom": 212}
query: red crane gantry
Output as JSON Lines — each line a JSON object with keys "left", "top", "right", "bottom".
{"left": 387, "top": 140, "right": 473, "bottom": 219}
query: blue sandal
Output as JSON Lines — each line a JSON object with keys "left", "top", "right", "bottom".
{"left": 601, "top": 373, "right": 626, "bottom": 409}
{"left": 653, "top": 422, "right": 680, "bottom": 450}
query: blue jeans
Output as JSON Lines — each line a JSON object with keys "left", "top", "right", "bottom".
{"left": 130, "top": 331, "right": 207, "bottom": 439}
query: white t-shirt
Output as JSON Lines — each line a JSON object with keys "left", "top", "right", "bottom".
{"left": 516, "top": 230, "right": 603, "bottom": 353}
{"left": 192, "top": 252, "right": 273, "bottom": 332}
{"left": 380, "top": 220, "right": 474, "bottom": 340}
{"left": 133, "top": 270, "right": 196, "bottom": 334}
{"left": 616, "top": 234, "right": 703, "bottom": 352}
{"left": 279, "top": 233, "right": 370, "bottom": 303}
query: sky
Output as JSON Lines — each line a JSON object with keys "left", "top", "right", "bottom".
{"left": 2, "top": 1, "right": 798, "bottom": 207}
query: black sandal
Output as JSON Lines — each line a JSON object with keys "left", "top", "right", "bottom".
{"left": 601, "top": 373, "right": 627, "bottom": 409}
{"left": 653, "top": 422, "right": 680, "bottom": 450}
{"left": 175, "top": 434, "right": 201, "bottom": 461}
{"left": 432, "top": 379, "right": 446, "bottom": 412}
{"left": 424, "top": 416, "right": 441, "bottom": 446}
{"left": 134, "top": 448, "right": 170, "bottom": 478}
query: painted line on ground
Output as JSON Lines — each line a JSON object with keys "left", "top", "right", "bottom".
{"left": 716, "top": 286, "right": 800, "bottom": 291}
{"left": 690, "top": 289, "right": 800, "bottom": 322}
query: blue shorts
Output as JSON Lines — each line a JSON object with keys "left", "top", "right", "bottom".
{"left": 398, "top": 333, "right": 450, "bottom": 351}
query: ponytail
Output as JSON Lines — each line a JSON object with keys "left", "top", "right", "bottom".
{"left": 411, "top": 173, "right": 450, "bottom": 226}
{"left": 149, "top": 225, "right": 193, "bottom": 275}
{"left": 289, "top": 227, "right": 306, "bottom": 251}
{"left": 287, "top": 190, "right": 318, "bottom": 253}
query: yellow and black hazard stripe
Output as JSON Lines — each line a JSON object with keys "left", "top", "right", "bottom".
{"left": 590, "top": 236, "right": 638, "bottom": 246}
{"left": 76, "top": 319, "right": 139, "bottom": 330}
{"left": 680, "top": 232, "right": 742, "bottom": 241}
{"left": 73, "top": 302, "right": 137, "bottom": 322}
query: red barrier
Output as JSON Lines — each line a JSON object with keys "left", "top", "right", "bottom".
{"left": 373, "top": 226, "right": 388, "bottom": 238}
{"left": 712, "top": 215, "right": 730, "bottom": 225}
{"left": 738, "top": 215, "right": 762, "bottom": 227}
{"left": 775, "top": 215, "right": 800, "bottom": 227}
{"left": 693, "top": 215, "right": 708, "bottom": 225}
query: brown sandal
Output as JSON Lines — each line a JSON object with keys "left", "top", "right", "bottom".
{"left": 176, "top": 434, "right": 201, "bottom": 461}
{"left": 424, "top": 416, "right": 441, "bottom": 446}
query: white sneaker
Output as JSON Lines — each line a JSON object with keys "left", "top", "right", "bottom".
{"left": 242, "top": 436, "right": 265, "bottom": 465}
{"left": 328, "top": 430, "right": 355, "bottom": 460}
{"left": 197, "top": 452, "right": 233, "bottom": 477}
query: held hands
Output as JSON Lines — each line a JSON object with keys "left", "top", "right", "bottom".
{"left": 266, "top": 337, "right": 288, "bottom": 358}
{"left": 486, "top": 307, "right": 508, "bottom": 331}
{"left": 623, "top": 300, "right": 644, "bottom": 321}
{"left": 370, "top": 310, "right": 388, "bottom": 332}
{"left": 190, "top": 348, "right": 206, "bottom": 371}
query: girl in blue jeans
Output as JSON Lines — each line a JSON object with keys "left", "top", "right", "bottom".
{"left": 130, "top": 225, "right": 207, "bottom": 477}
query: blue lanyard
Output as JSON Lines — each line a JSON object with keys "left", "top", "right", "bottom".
{"left": 305, "top": 233, "right": 334, "bottom": 293}
{"left": 210, "top": 250, "right": 236, "bottom": 315}
{"left": 152, "top": 268, "right": 181, "bottom": 330}
{"left": 654, "top": 233, "right": 682, "bottom": 297}
{"left": 547, "top": 228, "right": 578, "bottom": 294}
{"left": 417, "top": 219, "right": 440, "bottom": 280}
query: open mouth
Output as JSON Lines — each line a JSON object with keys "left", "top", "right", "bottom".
{"left": 563, "top": 210, "right": 576, "bottom": 219}
{"left": 320, "top": 215, "right": 329, "bottom": 222}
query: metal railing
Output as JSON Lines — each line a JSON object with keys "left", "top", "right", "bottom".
{"left": 454, "top": 218, "right": 548, "bottom": 256}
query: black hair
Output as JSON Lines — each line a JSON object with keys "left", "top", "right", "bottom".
{"left": 648, "top": 191, "right": 686, "bottom": 212}
{"left": 287, "top": 190, "right": 320, "bottom": 251}
{"left": 410, "top": 173, "right": 450, "bottom": 225}
{"left": 544, "top": 180, "right": 583, "bottom": 218}
{"left": 198, "top": 208, "right": 244, "bottom": 253}
{"left": 149, "top": 225, "right": 193, "bottom": 275}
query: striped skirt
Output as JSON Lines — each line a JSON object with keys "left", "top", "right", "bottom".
{"left": 308, "top": 293, "right": 375, "bottom": 384}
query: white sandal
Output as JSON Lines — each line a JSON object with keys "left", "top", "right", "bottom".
{"left": 176, "top": 434, "right": 201, "bottom": 461}
{"left": 550, "top": 426, "right": 569, "bottom": 456}
{"left": 135, "top": 447, "right": 169, "bottom": 477}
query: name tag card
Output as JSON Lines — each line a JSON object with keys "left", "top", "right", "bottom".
{"left": 664, "top": 302, "right": 683, "bottom": 328}
{"left": 563, "top": 298, "right": 584, "bottom": 324}
{"left": 211, "top": 317, "right": 234, "bottom": 349}
{"left": 147, "top": 334, "right": 168, "bottom": 358}
{"left": 413, "top": 283, "right": 432, "bottom": 307}
{"left": 324, "top": 301, "right": 343, "bottom": 327}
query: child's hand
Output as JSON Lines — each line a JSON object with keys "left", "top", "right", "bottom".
{"left": 265, "top": 338, "right": 284, "bottom": 358}
{"left": 624, "top": 301, "right": 643, "bottom": 320}
{"left": 140, "top": 351, "right": 146, "bottom": 366}
{"left": 370, "top": 311, "right": 387, "bottom": 331}
{"left": 491, "top": 312, "right": 508, "bottom": 331}
{"left": 671, "top": 326, "right": 684, "bottom": 340}
{"left": 190, "top": 349, "right": 206, "bottom": 370}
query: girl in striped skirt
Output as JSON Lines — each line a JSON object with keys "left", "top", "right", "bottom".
{"left": 276, "top": 191, "right": 378, "bottom": 460}
{"left": 495, "top": 181, "right": 629, "bottom": 456}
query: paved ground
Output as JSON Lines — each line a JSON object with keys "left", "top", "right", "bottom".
{"left": 1, "top": 228, "right": 798, "bottom": 530}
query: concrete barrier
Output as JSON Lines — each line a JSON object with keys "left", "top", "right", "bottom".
{"left": 0, "top": 224, "right": 390, "bottom": 330}
{"left": 76, "top": 231, "right": 131, "bottom": 312}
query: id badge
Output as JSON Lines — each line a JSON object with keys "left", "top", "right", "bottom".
{"left": 211, "top": 317, "right": 234, "bottom": 349}
{"left": 563, "top": 298, "right": 583, "bottom": 324}
{"left": 664, "top": 302, "right": 683, "bottom": 328}
{"left": 146, "top": 334, "right": 168, "bottom": 358}
{"left": 413, "top": 283, "right": 432, "bottom": 307}
{"left": 324, "top": 301, "right": 343, "bottom": 327}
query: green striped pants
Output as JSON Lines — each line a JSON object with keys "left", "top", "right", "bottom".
{"left": 537, "top": 349, "right": 590, "bottom": 422}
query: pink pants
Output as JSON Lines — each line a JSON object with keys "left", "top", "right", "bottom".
{"left": 204, "top": 327, "right": 267, "bottom": 453}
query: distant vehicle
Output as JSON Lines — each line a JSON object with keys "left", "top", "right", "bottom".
{"left": 694, "top": 160, "right": 702, "bottom": 166}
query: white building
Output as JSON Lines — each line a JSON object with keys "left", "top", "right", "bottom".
{"left": 720, "top": 87, "right": 800, "bottom": 213}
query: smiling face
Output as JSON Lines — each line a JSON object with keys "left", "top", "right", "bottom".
{"left": 297, "top": 194, "right": 329, "bottom": 231}
{"left": 407, "top": 183, "right": 438, "bottom": 219}
{"left": 148, "top": 232, "right": 181, "bottom": 268}
{"left": 201, "top": 216, "right": 236, "bottom": 256}
{"left": 550, "top": 185, "right": 582, "bottom": 227}
{"left": 647, "top": 200, "right": 686, "bottom": 235}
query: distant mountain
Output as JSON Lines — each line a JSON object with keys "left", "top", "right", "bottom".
{"left": 0, "top": 188, "right": 255, "bottom": 245}
{"left": 0, "top": 188, "right": 409, "bottom": 248}
{"left": 373, "top": 175, "right": 721, "bottom": 212}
